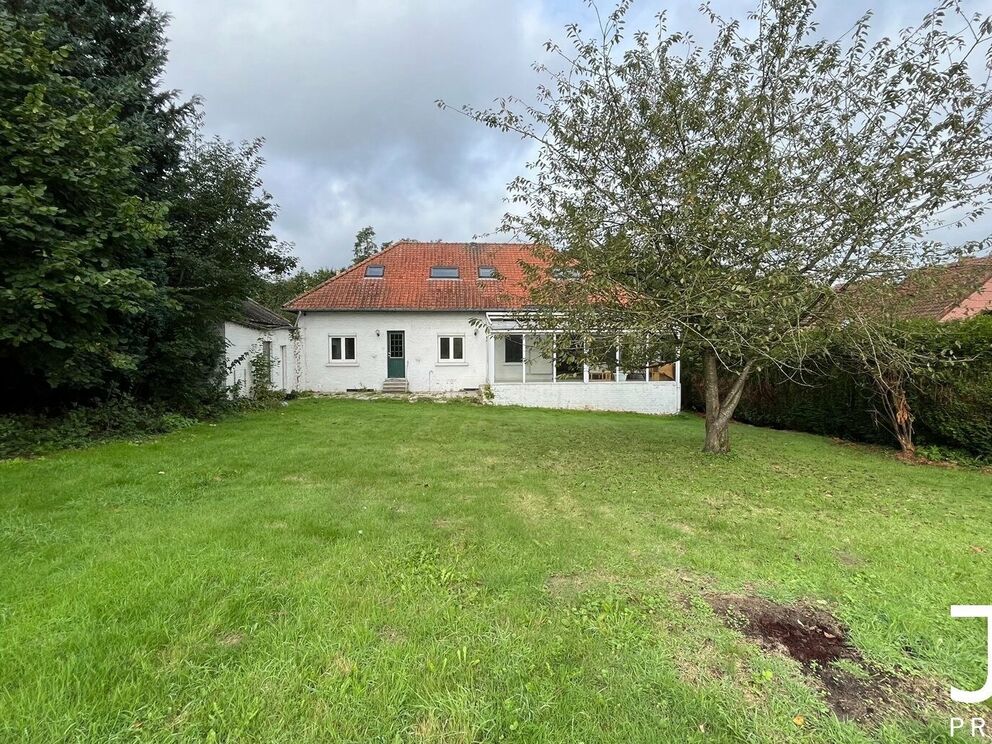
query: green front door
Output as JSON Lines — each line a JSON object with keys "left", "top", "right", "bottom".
{"left": 387, "top": 331, "right": 405, "bottom": 378}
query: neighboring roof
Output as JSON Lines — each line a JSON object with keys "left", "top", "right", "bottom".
{"left": 285, "top": 241, "right": 545, "bottom": 311}
{"left": 235, "top": 298, "right": 295, "bottom": 330}
{"left": 898, "top": 256, "right": 992, "bottom": 321}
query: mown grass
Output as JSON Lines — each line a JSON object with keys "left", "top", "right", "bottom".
{"left": 1, "top": 397, "right": 990, "bottom": 742}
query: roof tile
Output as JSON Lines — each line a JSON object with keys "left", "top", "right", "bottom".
{"left": 285, "top": 241, "right": 544, "bottom": 311}
{"left": 898, "top": 256, "right": 992, "bottom": 320}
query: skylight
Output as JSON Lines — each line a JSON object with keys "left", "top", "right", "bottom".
{"left": 478, "top": 266, "right": 497, "bottom": 279}
{"left": 552, "top": 267, "right": 581, "bottom": 280}
{"left": 430, "top": 266, "right": 459, "bottom": 279}
{"left": 364, "top": 264, "right": 384, "bottom": 277}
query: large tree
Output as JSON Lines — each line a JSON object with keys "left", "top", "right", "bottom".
{"left": 0, "top": 17, "right": 165, "bottom": 403}
{"left": 445, "top": 0, "right": 992, "bottom": 452}
{"left": 1, "top": 2, "right": 297, "bottom": 413}
{"left": 1, "top": 0, "right": 193, "bottom": 196}
{"left": 139, "top": 132, "right": 296, "bottom": 410}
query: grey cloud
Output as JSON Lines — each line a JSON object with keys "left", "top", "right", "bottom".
{"left": 157, "top": 0, "right": 555, "bottom": 267}
{"left": 155, "top": 0, "right": 991, "bottom": 269}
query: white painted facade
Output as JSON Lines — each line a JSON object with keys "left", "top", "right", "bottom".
{"left": 295, "top": 311, "right": 489, "bottom": 392}
{"left": 223, "top": 321, "right": 299, "bottom": 394}
{"left": 294, "top": 310, "right": 681, "bottom": 414}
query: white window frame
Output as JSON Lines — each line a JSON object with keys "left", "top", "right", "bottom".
{"left": 328, "top": 334, "right": 358, "bottom": 365}
{"left": 437, "top": 334, "right": 466, "bottom": 365}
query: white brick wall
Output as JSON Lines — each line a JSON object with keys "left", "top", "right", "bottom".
{"left": 490, "top": 381, "right": 681, "bottom": 415}
{"left": 294, "top": 310, "right": 682, "bottom": 414}
{"left": 223, "top": 322, "right": 298, "bottom": 393}
{"left": 295, "top": 311, "right": 489, "bottom": 392}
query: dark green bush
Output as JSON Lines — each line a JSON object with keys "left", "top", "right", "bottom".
{"left": 0, "top": 397, "right": 200, "bottom": 459}
{"left": 684, "top": 315, "right": 992, "bottom": 460}
{"left": 911, "top": 316, "right": 992, "bottom": 458}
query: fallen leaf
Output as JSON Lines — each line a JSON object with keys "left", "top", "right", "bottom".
{"left": 793, "top": 715, "right": 806, "bottom": 727}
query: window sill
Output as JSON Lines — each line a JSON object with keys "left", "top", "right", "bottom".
{"left": 327, "top": 362, "right": 359, "bottom": 367}
{"left": 436, "top": 361, "right": 469, "bottom": 367}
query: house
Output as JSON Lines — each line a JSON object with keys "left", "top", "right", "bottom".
{"left": 224, "top": 299, "right": 299, "bottom": 394}
{"left": 898, "top": 256, "right": 992, "bottom": 321}
{"left": 285, "top": 241, "right": 681, "bottom": 414}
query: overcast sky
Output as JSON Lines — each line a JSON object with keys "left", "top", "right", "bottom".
{"left": 154, "top": 0, "right": 990, "bottom": 271}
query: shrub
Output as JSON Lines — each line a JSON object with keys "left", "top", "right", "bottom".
{"left": 685, "top": 315, "right": 992, "bottom": 461}
{"left": 0, "top": 396, "right": 210, "bottom": 459}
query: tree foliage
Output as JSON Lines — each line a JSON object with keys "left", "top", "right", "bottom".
{"left": 0, "top": 18, "right": 165, "bottom": 398}
{"left": 445, "top": 0, "right": 992, "bottom": 452}
{"left": 137, "top": 132, "right": 297, "bottom": 410}
{"left": 353, "top": 225, "right": 385, "bottom": 264}
{"left": 0, "top": 4, "right": 298, "bottom": 416}
{"left": 700, "top": 314, "right": 992, "bottom": 461}
{"left": 254, "top": 267, "right": 339, "bottom": 315}
{"left": 2, "top": 0, "right": 194, "bottom": 196}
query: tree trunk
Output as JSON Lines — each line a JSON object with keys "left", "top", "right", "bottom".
{"left": 702, "top": 351, "right": 755, "bottom": 454}
{"left": 703, "top": 417, "right": 731, "bottom": 453}
{"left": 885, "top": 380, "right": 915, "bottom": 456}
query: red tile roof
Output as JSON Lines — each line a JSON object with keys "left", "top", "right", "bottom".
{"left": 285, "top": 241, "right": 545, "bottom": 311}
{"left": 898, "top": 256, "right": 992, "bottom": 321}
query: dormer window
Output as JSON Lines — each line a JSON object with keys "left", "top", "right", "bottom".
{"left": 430, "top": 266, "right": 459, "bottom": 279}
{"left": 478, "top": 266, "right": 497, "bottom": 279}
{"left": 364, "top": 264, "right": 385, "bottom": 277}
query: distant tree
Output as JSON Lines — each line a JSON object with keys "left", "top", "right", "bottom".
{"left": 445, "top": 0, "right": 992, "bottom": 453}
{"left": 254, "top": 267, "right": 339, "bottom": 315}
{"left": 0, "top": 18, "right": 165, "bottom": 403}
{"left": 353, "top": 226, "right": 386, "bottom": 263}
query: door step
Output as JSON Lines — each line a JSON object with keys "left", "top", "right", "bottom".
{"left": 381, "top": 378, "right": 409, "bottom": 394}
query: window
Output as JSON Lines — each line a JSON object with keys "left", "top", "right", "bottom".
{"left": 329, "top": 335, "right": 357, "bottom": 363}
{"left": 478, "top": 266, "right": 497, "bottom": 279}
{"left": 260, "top": 340, "right": 273, "bottom": 379}
{"left": 438, "top": 335, "right": 464, "bottom": 362}
{"left": 430, "top": 266, "right": 459, "bottom": 279}
{"left": 504, "top": 334, "right": 523, "bottom": 363}
{"left": 364, "top": 264, "right": 384, "bottom": 277}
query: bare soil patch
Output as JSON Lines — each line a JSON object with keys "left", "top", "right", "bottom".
{"left": 708, "top": 594, "right": 942, "bottom": 725}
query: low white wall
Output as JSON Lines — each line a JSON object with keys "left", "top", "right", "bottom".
{"left": 490, "top": 382, "right": 680, "bottom": 415}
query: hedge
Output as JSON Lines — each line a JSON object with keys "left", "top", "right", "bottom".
{"left": 684, "top": 315, "right": 992, "bottom": 461}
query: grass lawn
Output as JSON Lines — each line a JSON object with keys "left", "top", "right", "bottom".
{"left": 2, "top": 397, "right": 990, "bottom": 742}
